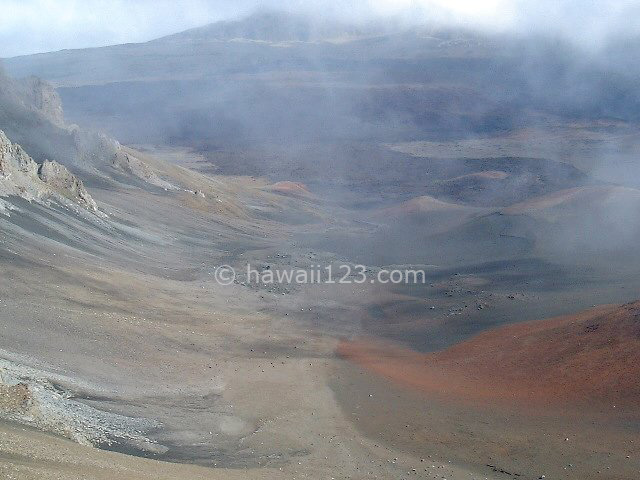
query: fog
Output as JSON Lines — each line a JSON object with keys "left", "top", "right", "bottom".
{"left": 2, "top": 0, "right": 640, "bottom": 57}
{"left": 3, "top": 4, "right": 640, "bottom": 480}
{"left": 2, "top": 2, "right": 640, "bottom": 268}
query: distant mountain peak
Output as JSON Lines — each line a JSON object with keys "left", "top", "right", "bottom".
{"left": 156, "top": 10, "right": 380, "bottom": 43}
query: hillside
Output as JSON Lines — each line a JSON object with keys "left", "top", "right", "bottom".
{"left": 5, "top": 11, "right": 640, "bottom": 152}
{"left": 339, "top": 301, "right": 640, "bottom": 410}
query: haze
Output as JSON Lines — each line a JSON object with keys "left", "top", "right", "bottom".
{"left": 2, "top": 0, "right": 639, "bottom": 57}
{"left": 1, "top": 2, "right": 640, "bottom": 480}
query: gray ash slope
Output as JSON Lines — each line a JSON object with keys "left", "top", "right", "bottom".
{"left": 0, "top": 63, "right": 322, "bottom": 271}
{"left": 0, "top": 65, "right": 335, "bottom": 466}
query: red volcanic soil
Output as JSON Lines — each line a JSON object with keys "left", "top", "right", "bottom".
{"left": 374, "top": 195, "right": 480, "bottom": 224}
{"left": 449, "top": 170, "right": 509, "bottom": 181}
{"left": 379, "top": 195, "right": 468, "bottom": 216}
{"left": 263, "top": 181, "right": 312, "bottom": 197}
{"left": 503, "top": 185, "right": 640, "bottom": 215}
{"left": 338, "top": 302, "right": 640, "bottom": 410}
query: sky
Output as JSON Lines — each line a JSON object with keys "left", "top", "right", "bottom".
{"left": 1, "top": 0, "right": 639, "bottom": 57}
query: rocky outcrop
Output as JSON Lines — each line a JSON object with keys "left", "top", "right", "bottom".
{"left": 67, "top": 127, "right": 176, "bottom": 190}
{"left": 1, "top": 68, "right": 177, "bottom": 193}
{"left": 0, "top": 130, "right": 41, "bottom": 202}
{"left": 21, "top": 76, "right": 65, "bottom": 125}
{"left": 0, "top": 131, "right": 39, "bottom": 177}
{"left": 112, "top": 147, "right": 176, "bottom": 190}
{"left": 39, "top": 160, "right": 98, "bottom": 212}
{"left": 0, "top": 130, "right": 100, "bottom": 215}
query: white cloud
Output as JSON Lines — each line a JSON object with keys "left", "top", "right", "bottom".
{"left": 367, "top": 0, "right": 515, "bottom": 27}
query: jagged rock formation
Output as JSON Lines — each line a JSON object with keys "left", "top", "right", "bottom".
{"left": 0, "top": 130, "right": 42, "bottom": 201}
{"left": 20, "top": 76, "right": 65, "bottom": 126}
{"left": 38, "top": 159, "right": 98, "bottom": 211}
{"left": 112, "top": 146, "right": 176, "bottom": 190}
{"left": 0, "top": 70, "right": 64, "bottom": 125}
{"left": 1, "top": 66, "right": 176, "bottom": 193}
{"left": 0, "top": 130, "right": 100, "bottom": 214}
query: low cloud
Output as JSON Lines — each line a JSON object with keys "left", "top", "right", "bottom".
{"left": 1, "top": 0, "right": 639, "bottom": 57}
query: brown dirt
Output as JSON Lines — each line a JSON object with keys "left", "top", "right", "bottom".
{"left": 337, "top": 302, "right": 640, "bottom": 411}
{"left": 0, "top": 383, "right": 31, "bottom": 413}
